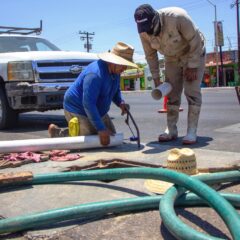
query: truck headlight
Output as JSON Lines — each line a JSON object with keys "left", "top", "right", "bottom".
{"left": 8, "top": 61, "right": 34, "bottom": 81}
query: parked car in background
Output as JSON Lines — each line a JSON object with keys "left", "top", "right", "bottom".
{"left": 0, "top": 21, "right": 97, "bottom": 129}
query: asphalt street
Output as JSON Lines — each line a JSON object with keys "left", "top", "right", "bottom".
{"left": 1, "top": 87, "right": 239, "bottom": 153}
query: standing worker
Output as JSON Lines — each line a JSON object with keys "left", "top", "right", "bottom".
{"left": 134, "top": 4, "right": 206, "bottom": 144}
{"left": 48, "top": 42, "right": 138, "bottom": 146}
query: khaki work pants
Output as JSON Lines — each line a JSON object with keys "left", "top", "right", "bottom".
{"left": 64, "top": 110, "right": 116, "bottom": 136}
{"left": 165, "top": 55, "right": 205, "bottom": 107}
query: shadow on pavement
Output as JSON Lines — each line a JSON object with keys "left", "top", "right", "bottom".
{"left": 61, "top": 182, "right": 150, "bottom": 197}
{"left": 0, "top": 113, "right": 67, "bottom": 133}
{"left": 95, "top": 142, "right": 145, "bottom": 153}
{"left": 160, "top": 224, "right": 178, "bottom": 240}
{"left": 160, "top": 208, "right": 230, "bottom": 239}
{"left": 175, "top": 208, "right": 230, "bottom": 239}
{"left": 143, "top": 136, "right": 213, "bottom": 155}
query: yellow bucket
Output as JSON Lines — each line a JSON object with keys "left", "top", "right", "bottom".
{"left": 68, "top": 117, "right": 80, "bottom": 137}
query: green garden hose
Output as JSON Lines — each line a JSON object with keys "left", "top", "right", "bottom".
{"left": 0, "top": 193, "right": 240, "bottom": 236}
{"left": 0, "top": 168, "right": 239, "bottom": 240}
{"left": 160, "top": 171, "right": 240, "bottom": 240}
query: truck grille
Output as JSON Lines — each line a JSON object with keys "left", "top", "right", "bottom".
{"left": 39, "top": 72, "right": 79, "bottom": 80}
{"left": 37, "top": 61, "right": 90, "bottom": 67}
{"left": 35, "top": 60, "right": 94, "bottom": 82}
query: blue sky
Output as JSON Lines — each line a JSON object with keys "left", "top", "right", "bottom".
{"left": 1, "top": 0, "right": 237, "bottom": 62}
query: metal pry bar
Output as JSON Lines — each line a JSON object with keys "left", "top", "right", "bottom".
{"left": 125, "top": 107, "right": 141, "bottom": 149}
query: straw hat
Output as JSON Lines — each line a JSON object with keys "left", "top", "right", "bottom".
{"left": 98, "top": 42, "right": 138, "bottom": 69}
{"left": 144, "top": 148, "right": 202, "bottom": 194}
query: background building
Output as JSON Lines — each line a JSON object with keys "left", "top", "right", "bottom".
{"left": 204, "top": 50, "right": 238, "bottom": 87}
{"left": 120, "top": 68, "right": 144, "bottom": 91}
{"left": 120, "top": 50, "right": 239, "bottom": 91}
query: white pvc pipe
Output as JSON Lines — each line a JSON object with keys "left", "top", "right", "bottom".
{"left": 0, "top": 133, "right": 124, "bottom": 153}
{"left": 151, "top": 82, "right": 172, "bottom": 100}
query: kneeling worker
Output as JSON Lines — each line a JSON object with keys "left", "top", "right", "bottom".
{"left": 48, "top": 42, "right": 138, "bottom": 146}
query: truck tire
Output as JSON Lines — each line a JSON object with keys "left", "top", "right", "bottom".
{"left": 0, "top": 87, "right": 19, "bottom": 129}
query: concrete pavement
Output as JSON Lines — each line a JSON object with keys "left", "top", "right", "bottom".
{"left": 0, "top": 139, "right": 240, "bottom": 239}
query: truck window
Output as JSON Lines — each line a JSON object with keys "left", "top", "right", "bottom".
{"left": 36, "top": 42, "right": 55, "bottom": 51}
{"left": 0, "top": 36, "right": 60, "bottom": 53}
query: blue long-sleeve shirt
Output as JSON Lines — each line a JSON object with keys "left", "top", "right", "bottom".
{"left": 63, "top": 60, "right": 123, "bottom": 131}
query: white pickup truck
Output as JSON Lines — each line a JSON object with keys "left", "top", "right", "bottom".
{"left": 0, "top": 25, "right": 97, "bottom": 129}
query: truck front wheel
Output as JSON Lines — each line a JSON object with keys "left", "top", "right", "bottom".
{"left": 0, "top": 87, "right": 19, "bottom": 129}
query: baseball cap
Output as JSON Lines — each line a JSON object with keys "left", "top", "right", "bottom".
{"left": 134, "top": 4, "right": 156, "bottom": 33}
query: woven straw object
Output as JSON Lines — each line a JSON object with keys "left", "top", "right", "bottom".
{"left": 167, "top": 148, "right": 198, "bottom": 175}
{"left": 144, "top": 148, "right": 200, "bottom": 194}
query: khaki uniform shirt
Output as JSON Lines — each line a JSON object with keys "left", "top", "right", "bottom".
{"left": 139, "top": 7, "right": 205, "bottom": 80}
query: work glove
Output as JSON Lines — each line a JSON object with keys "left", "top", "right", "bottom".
{"left": 98, "top": 129, "right": 114, "bottom": 146}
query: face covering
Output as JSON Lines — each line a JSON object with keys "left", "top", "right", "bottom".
{"left": 150, "top": 12, "right": 161, "bottom": 36}
{"left": 134, "top": 4, "right": 161, "bottom": 36}
{"left": 146, "top": 28, "right": 154, "bottom": 35}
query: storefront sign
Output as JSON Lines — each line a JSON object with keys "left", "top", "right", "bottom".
{"left": 215, "top": 21, "right": 224, "bottom": 46}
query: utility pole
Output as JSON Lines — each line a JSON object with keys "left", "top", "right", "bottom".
{"left": 236, "top": 0, "right": 240, "bottom": 81}
{"left": 231, "top": 0, "right": 240, "bottom": 82}
{"left": 79, "top": 31, "right": 95, "bottom": 52}
{"left": 216, "top": 21, "right": 225, "bottom": 86}
{"left": 226, "top": 36, "right": 232, "bottom": 51}
{"left": 206, "top": 0, "right": 219, "bottom": 87}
